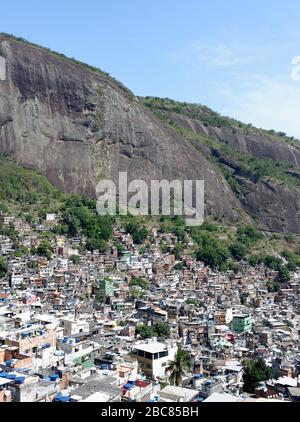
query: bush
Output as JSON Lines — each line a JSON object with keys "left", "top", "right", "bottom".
{"left": 276, "top": 265, "right": 291, "bottom": 283}
{"left": 195, "top": 233, "right": 229, "bottom": 270}
{"left": 0, "top": 257, "right": 7, "bottom": 278}
{"left": 237, "top": 226, "right": 263, "bottom": 244}
{"left": 242, "top": 358, "right": 273, "bottom": 393}
{"left": 126, "top": 222, "right": 148, "bottom": 244}
{"left": 129, "top": 277, "right": 148, "bottom": 290}
{"left": 229, "top": 242, "right": 247, "bottom": 261}
{"left": 135, "top": 324, "right": 155, "bottom": 339}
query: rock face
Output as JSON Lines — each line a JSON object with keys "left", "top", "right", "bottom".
{"left": 141, "top": 99, "right": 300, "bottom": 234}
{"left": 1, "top": 34, "right": 300, "bottom": 233}
{"left": 171, "top": 112, "right": 300, "bottom": 168}
{"left": 0, "top": 34, "right": 243, "bottom": 224}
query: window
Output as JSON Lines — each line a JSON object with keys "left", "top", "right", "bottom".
{"left": 161, "top": 362, "right": 167, "bottom": 367}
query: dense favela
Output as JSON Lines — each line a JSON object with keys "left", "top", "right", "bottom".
{"left": 1, "top": 1, "right": 300, "bottom": 405}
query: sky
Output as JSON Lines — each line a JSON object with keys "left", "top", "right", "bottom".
{"left": 1, "top": 0, "right": 300, "bottom": 137}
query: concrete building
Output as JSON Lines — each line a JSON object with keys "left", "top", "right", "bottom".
{"left": 131, "top": 341, "right": 177, "bottom": 379}
{"left": 231, "top": 315, "right": 252, "bottom": 334}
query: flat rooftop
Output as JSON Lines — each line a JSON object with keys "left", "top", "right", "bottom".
{"left": 133, "top": 342, "right": 169, "bottom": 354}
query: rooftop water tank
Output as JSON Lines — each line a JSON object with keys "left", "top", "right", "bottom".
{"left": 15, "top": 376, "right": 25, "bottom": 385}
{"left": 49, "top": 374, "right": 60, "bottom": 382}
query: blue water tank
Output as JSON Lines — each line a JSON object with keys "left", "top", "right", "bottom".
{"left": 15, "top": 376, "right": 25, "bottom": 385}
{"left": 49, "top": 374, "right": 59, "bottom": 381}
{"left": 7, "top": 373, "right": 17, "bottom": 380}
{"left": 54, "top": 393, "right": 70, "bottom": 402}
{"left": 42, "top": 343, "right": 51, "bottom": 349}
{"left": 0, "top": 372, "right": 8, "bottom": 378}
{"left": 100, "top": 364, "right": 108, "bottom": 370}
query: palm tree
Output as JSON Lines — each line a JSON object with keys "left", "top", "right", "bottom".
{"left": 165, "top": 345, "right": 193, "bottom": 386}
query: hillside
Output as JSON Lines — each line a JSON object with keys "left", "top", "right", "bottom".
{"left": 0, "top": 33, "right": 300, "bottom": 233}
{"left": 140, "top": 97, "right": 300, "bottom": 234}
{"left": 1, "top": 154, "right": 300, "bottom": 284}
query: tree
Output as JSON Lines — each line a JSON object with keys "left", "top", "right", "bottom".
{"left": 85, "top": 238, "right": 107, "bottom": 253}
{"left": 242, "top": 358, "right": 273, "bottom": 393}
{"left": 229, "top": 242, "right": 246, "bottom": 261}
{"left": 70, "top": 255, "right": 80, "bottom": 264}
{"left": 249, "top": 254, "right": 263, "bottom": 267}
{"left": 36, "top": 240, "right": 52, "bottom": 260}
{"left": 93, "top": 291, "right": 107, "bottom": 304}
{"left": 173, "top": 243, "right": 184, "bottom": 260}
{"left": 154, "top": 323, "right": 171, "bottom": 338}
{"left": 129, "top": 277, "right": 148, "bottom": 290}
{"left": 276, "top": 265, "right": 291, "bottom": 283}
{"left": 174, "top": 262, "right": 184, "bottom": 270}
{"left": 126, "top": 222, "right": 148, "bottom": 244}
{"left": 0, "top": 257, "right": 7, "bottom": 278}
{"left": 264, "top": 255, "right": 282, "bottom": 271}
{"left": 165, "top": 345, "right": 193, "bottom": 386}
{"left": 197, "top": 243, "right": 229, "bottom": 270}
{"left": 135, "top": 324, "right": 155, "bottom": 339}
{"left": 237, "top": 226, "right": 263, "bottom": 244}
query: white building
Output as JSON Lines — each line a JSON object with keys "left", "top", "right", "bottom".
{"left": 131, "top": 341, "right": 177, "bottom": 379}
{"left": 60, "top": 318, "right": 89, "bottom": 336}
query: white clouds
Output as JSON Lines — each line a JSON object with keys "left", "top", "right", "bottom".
{"left": 169, "top": 41, "right": 262, "bottom": 67}
{"left": 219, "top": 75, "right": 300, "bottom": 139}
{"left": 168, "top": 40, "right": 300, "bottom": 139}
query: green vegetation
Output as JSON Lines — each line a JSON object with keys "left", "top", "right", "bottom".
{"left": 276, "top": 265, "right": 291, "bottom": 283}
{"left": 0, "top": 256, "right": 8, "bottom": 278}
{"left": 196, "top": 235, "right": 230, "bottom": 271}
{"left": 140, "top": 96, "right": 236, "bottom": 129}
{"left": 70, "top": 255, "right": 80, "bottom": 264}
{"left": 1, "top": 33, "right": 110, "bottom": 80}
{"left": 0, "top": 154, "right": 65, "bottom": 215}
{"left": 242, "top": 358, "right": 273, "bottom": 393}
{"left": 174, "top": 262, "right": 184, "bottom": 270}
{"left": 55, "top": 195, "right": 114, "bottom": 252}
{"left": 135, "top": 323, "right": 171, "bottom": 339}
{"left": 186, "top": 298, "right": 199, "bottom": 306}
{"left": 126, "top": 222, "right": 148, "bottom": 244}
{"left": 236, "top": 226, "right": 264, "bottom": 244}
{"left": 93, "top": 291, "right": 108, "bottom": 305}
{"left": 140, "top": 97, "right": 300, "bottom": 190}
{"left": 129, "top": 277, "right": 148, "bottom": 290}
{"left": 165, "top": 345, "right": 193, "bottom": 386}
{"left": 140, "top": 96, "right": 299, "bottom": 148}
{"left": 155, "top": 323, "right": 171, "bottom": 338}
{"left": 135, "top": 324, "right": 155, "bottom": 339}
{"left": 32, "top": 240, "right": 52, "bottom": 260}
{"left": 0, "top": 154, "right": 300, "bottom": 275}
{"left": 229, "top": 242, "right": 247, "bottom": 261}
